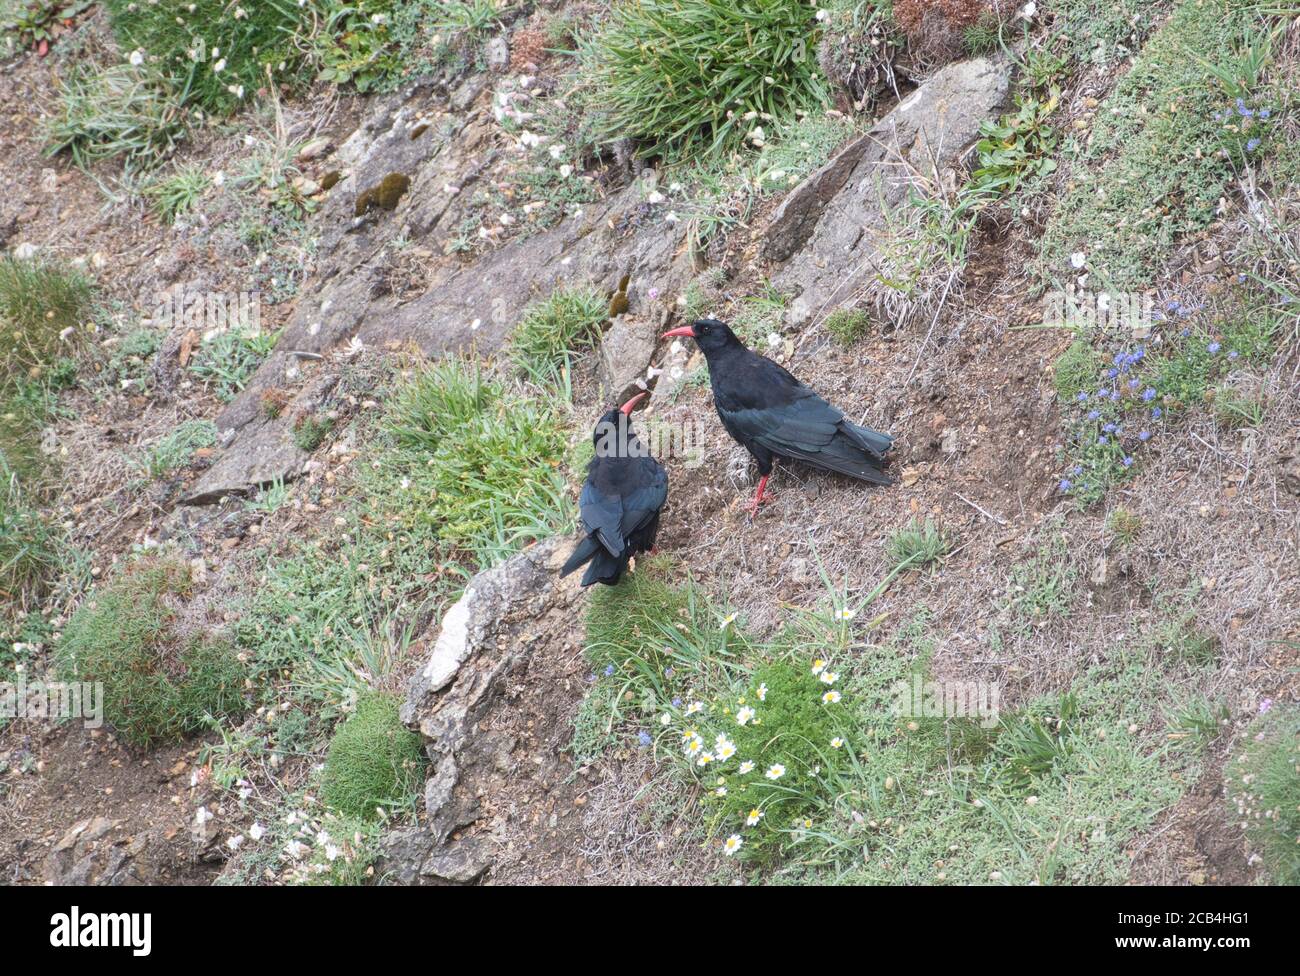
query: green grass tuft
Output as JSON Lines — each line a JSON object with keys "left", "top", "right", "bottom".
{"left": 824, "top": 308, "right": 869, "bottom": 346}
{"left": 509, "top": 286, "right": 607, "bottom": 385}
{"left": 1052, "top": 337, "right": 1100, "bottom": 402}
{"left": 0, "top": 462, "right": 62, "bottom": 612}
{"left": 56, "top": 559, "right": 246, "bottom": 749}
{"left": 144, "top": 419, "right": 216, "bottom": 479}
{"left": 0, "top": 256, "right": 94, "bottom": 376}
{"left": 320, "top": 692, "right": 425, "bottom": 820}
{"left": 885, "top": 518, "right": 950, "bottom": 573}
{"left": 1227, "top": 704, "right": 1299, "bottom": 884}
{"left": 189, "top": 328, "right": 278, "bottom": 403}
{"left": 579, "top": 0, "right": 828, "bottom": 159}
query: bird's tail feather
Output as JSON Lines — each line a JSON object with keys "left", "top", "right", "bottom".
{"left": 844, "top": 421, "right": 894, "bottom": 460}
{"left": 560, "top": 536, "right": 600, "bottom": 577}
{"left": 581, "top": 548, "right": 630, "bottom": 587}
{"left": 563, "top": 534, "right": 632, "bottom": 586}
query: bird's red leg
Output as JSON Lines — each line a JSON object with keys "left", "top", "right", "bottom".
{"left": 748, "top": 474, "right": 770, "bottom": 520}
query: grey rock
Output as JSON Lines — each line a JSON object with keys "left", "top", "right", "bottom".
{"left": 773, "top": 58, "right": 1010, "bottom": 324}
{"left": 764, "top": 130, "right": 875, "bottom": 262}
{"left": 599, "top": 316, "right": 657, "bottom": 402}
{"left": 485, "top": 35, "right": 510, "bottom": 73}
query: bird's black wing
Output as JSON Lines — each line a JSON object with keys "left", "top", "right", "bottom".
{"left": 715, "top": 354, "right": 892, "bottom": 483}
{"left": 616, "top": 458, "right": 668, "bottom": 542}
{"left": 578, "top": 475, "right": 627, "bottom": 557}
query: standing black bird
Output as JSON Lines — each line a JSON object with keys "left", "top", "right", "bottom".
{"left": 661, "top": 318, "right": 893, "bottom": 517}
{"left": 561, "top": 392, "right": 669, "bottom": 586}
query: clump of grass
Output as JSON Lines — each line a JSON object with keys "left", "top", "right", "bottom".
{"left": 378, "top": 359, "right": 573, "bottom": 562}
{"left": 885, "top": 518, "right": 949, "bottom": 572}
{"left": 55, "top": 559, "right": 247, "bottom": 749}
{"left": 0, "top": 462, "right": 62, "bottom": 612}
{"left": 824, "top": 308, "right": 869, "bottom": 346}
{"left": 42, "top": 62, "right": 188, "bottom": 170}
{"left": 579, "top": 0, "right": 828, "bottom": 159}
{"left": 1005, "top": 533, "right": 1077, "bottom": 626}
{"left": 1052, "top": 336, "right": 1100, "bottom": 403}
{"left": 292, "top": 414, "right": 334, "bottom": 452}
{"left": 145, "top": 163, "right": 210, "bottom": 223}
{"left": 144, "top": 419, "right": 216, "bottom": 479}
{"left": 509, "top": 286, "right": 607, "bottom": 384}
{"left": 189, "top": 328, "right": 278, "bottom": 402}
{"left": 1105, "top": 507, "right": 1142, "bottom": 546}
{"left": 104, "top": 0, "right": 308, "bottom": 115}
{"left": 1227, "top": 704, "right": 1299, "bottom": 884}
{"left": 320, "top": 692, "right": 424, "bottom": 820}
{"left": 0, "top": 255, "right": 94, "bottom": 375}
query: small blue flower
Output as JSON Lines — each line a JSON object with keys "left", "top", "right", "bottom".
{"left": 672, "top": 696, "right": 682, "bottom": 708}
{"left": 1180, "top": 327, "right": 1191, "bottom": 338}
{"left": 1098, "top": 436, "right": 1108, "bottom": 445}
{"left": 1123, "top": 456, "right": 1134, "bottom": 468}
{"left": 1246, "top": 137, "right": 1261, "bottom": 152}
{"left": 1059, "top": 479, "right": 1072, "bottom": 492}
{"left": 1259, "top": 107, "right": 1271, "bottom": 119}
{"left": 1103, "top": 422, "right": 1117, "bottom": 434}
{"left": 1077, "top": 390, "right": 1089, "bottom": 401}
{"left": 604, "top": 664, "right": 616, "bottom": 677}
{"left": 1107, "top": 368, "right": 1119, "bottom": 379}
{"left": 1072, "top": 465, "right": 1083, "bottom": 476}
{"left": 1128, "top": 377, "right": 1140, "bottom": 390}
{"left": 1142, "top": 387, "right": 1157, "bottom": 402}
{"left": 664, "top": 667, "right": 674, "bottom": 678}
{"left": 1228, "top": 350, "right": 1239, "bottom": 360}
{"left": 1088, "top": 409, "right": 1101, "bottom": 421}
{"left": 1139, "top": 430, "right": 1151, "bottom": 442}
{"left": 1208, "top": 341, "right": 1221, "bottom": 354}
{"left": 1152, "top": 407, "right": 1163, "bottom": 419}
{"left": 637, "top": 730, "right": 652, "bottom": 748}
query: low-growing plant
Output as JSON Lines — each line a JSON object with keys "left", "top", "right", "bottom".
{"left": 579, "top": 0, "right": 828, "bottom": 159}
{"left": 0, "top": 255, "right": 94, "bottom": 374}
{"left": 145, "top": 164, "right": 211, "bottom": 223}
{"left": 824, "top": 308, "right": 869, "bottom": 346}
{"left": 292, "top": 414, "right": 334, "bottom": 452}
{"left": 320, "top": 692, "right": 425, "bottom": 820}
{"left": 509, "top": 286, "right": 607, "bottom": 384}
{"left": 1052, "top": 337, "right": 1100, "bottom": 403}
{"left": 42, "top": 62, "right": 188, "bottom": 170}
{"left": 189, "top": 328, "right": 278, "bottom": 402}
{"left": 55, "top": 559, "right": 247, "bottom": 748}
{"left": 1105, "top": 507, "right": 1142, "bottom": 546}
{"left": 0, "top": 462, "right": 62, "bottom": 611}
{"left": 969, "top": 89, "right": 1059, "bottom": 197}
{"left": 144, "top": 419, "right": 216, "bottom": 479}
{"left": 1227, "top": 704, "right": 1299, "bottom": 884}
{"left": 885, "top": 518, "right": 949, "bottom": 573}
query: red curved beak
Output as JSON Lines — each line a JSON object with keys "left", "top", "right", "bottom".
{"left": 661, "top": 325, "right": 696, "bottom": 340}
{"left": 619, "top": 391, "right": 649, "bottom": 416}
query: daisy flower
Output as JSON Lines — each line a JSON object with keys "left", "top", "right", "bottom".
{"left": 831, "top": 737, "right": 844, "bottom": 749}
{"left": 715, "top": 786, "right": 727, "bottom": 797}
{"left": 723, "top": 834, "right": 743, "bottom": 856}
{"left": 715, "top": 737, "right": 737, "bottom": 761}
{"left": 765, "top": 764, "right": 786, "bottom": 780}
{"left": 756, "top": 683, "right": 768, "bottom": 702}
{"left": 811, "top": 659, "right": 826, "bottom": 675}
{"left": 686, "top": 701, "right": 704, "bottom": 715}
{"left": 819, "top": 671, "right": 838, "bottom": 685}
{"left": 736, "top": 706, "right": 756, "bottom": 726}
{"left": 835, "top": 608, "right": 856, "bottom": 620}
{"left": 697, "top": 752, "right": 714, "bottom": 767}
{"left": 684, "top": 734, "right": 703, "bottom": 756}
{"left": 822, "top": 690, "right": 842, "bottom": 704}
{"left": 720, "top": 612, "right": 738, "bottom": 631}
{"left": 738, "top": 760, "right": 756, "bottom": 775}
{"left": 746, "top": 808, "right": 764, "bottom": 826}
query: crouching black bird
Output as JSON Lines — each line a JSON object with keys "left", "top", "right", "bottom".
{"left": 661, "top": 318, "right": 893, "bottom": 517}
{"left": 561, "top": 392, "right": 669, "bottom": 586}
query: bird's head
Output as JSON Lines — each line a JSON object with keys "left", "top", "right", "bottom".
{"left": 592, "top": 391, "right": 648, "bottom": 454}
{"left": 661, "top": 318, "right": 740, "bottom": 355}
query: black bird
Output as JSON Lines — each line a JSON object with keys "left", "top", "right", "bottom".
{"left": 661, "top": 318, "right": 893, "bottom": 517}
{"left": 561, "top": 392, "right": 669, "bottom": 586}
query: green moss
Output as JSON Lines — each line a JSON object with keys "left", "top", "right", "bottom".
{"left": 354, "top": 173, "right": 411, "bottom": 216}
{"left": 56, "top": 560, "right": 247, "bottom": 749}
{"left": 321, "top": 692, "right": 425, "bottom": 819}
